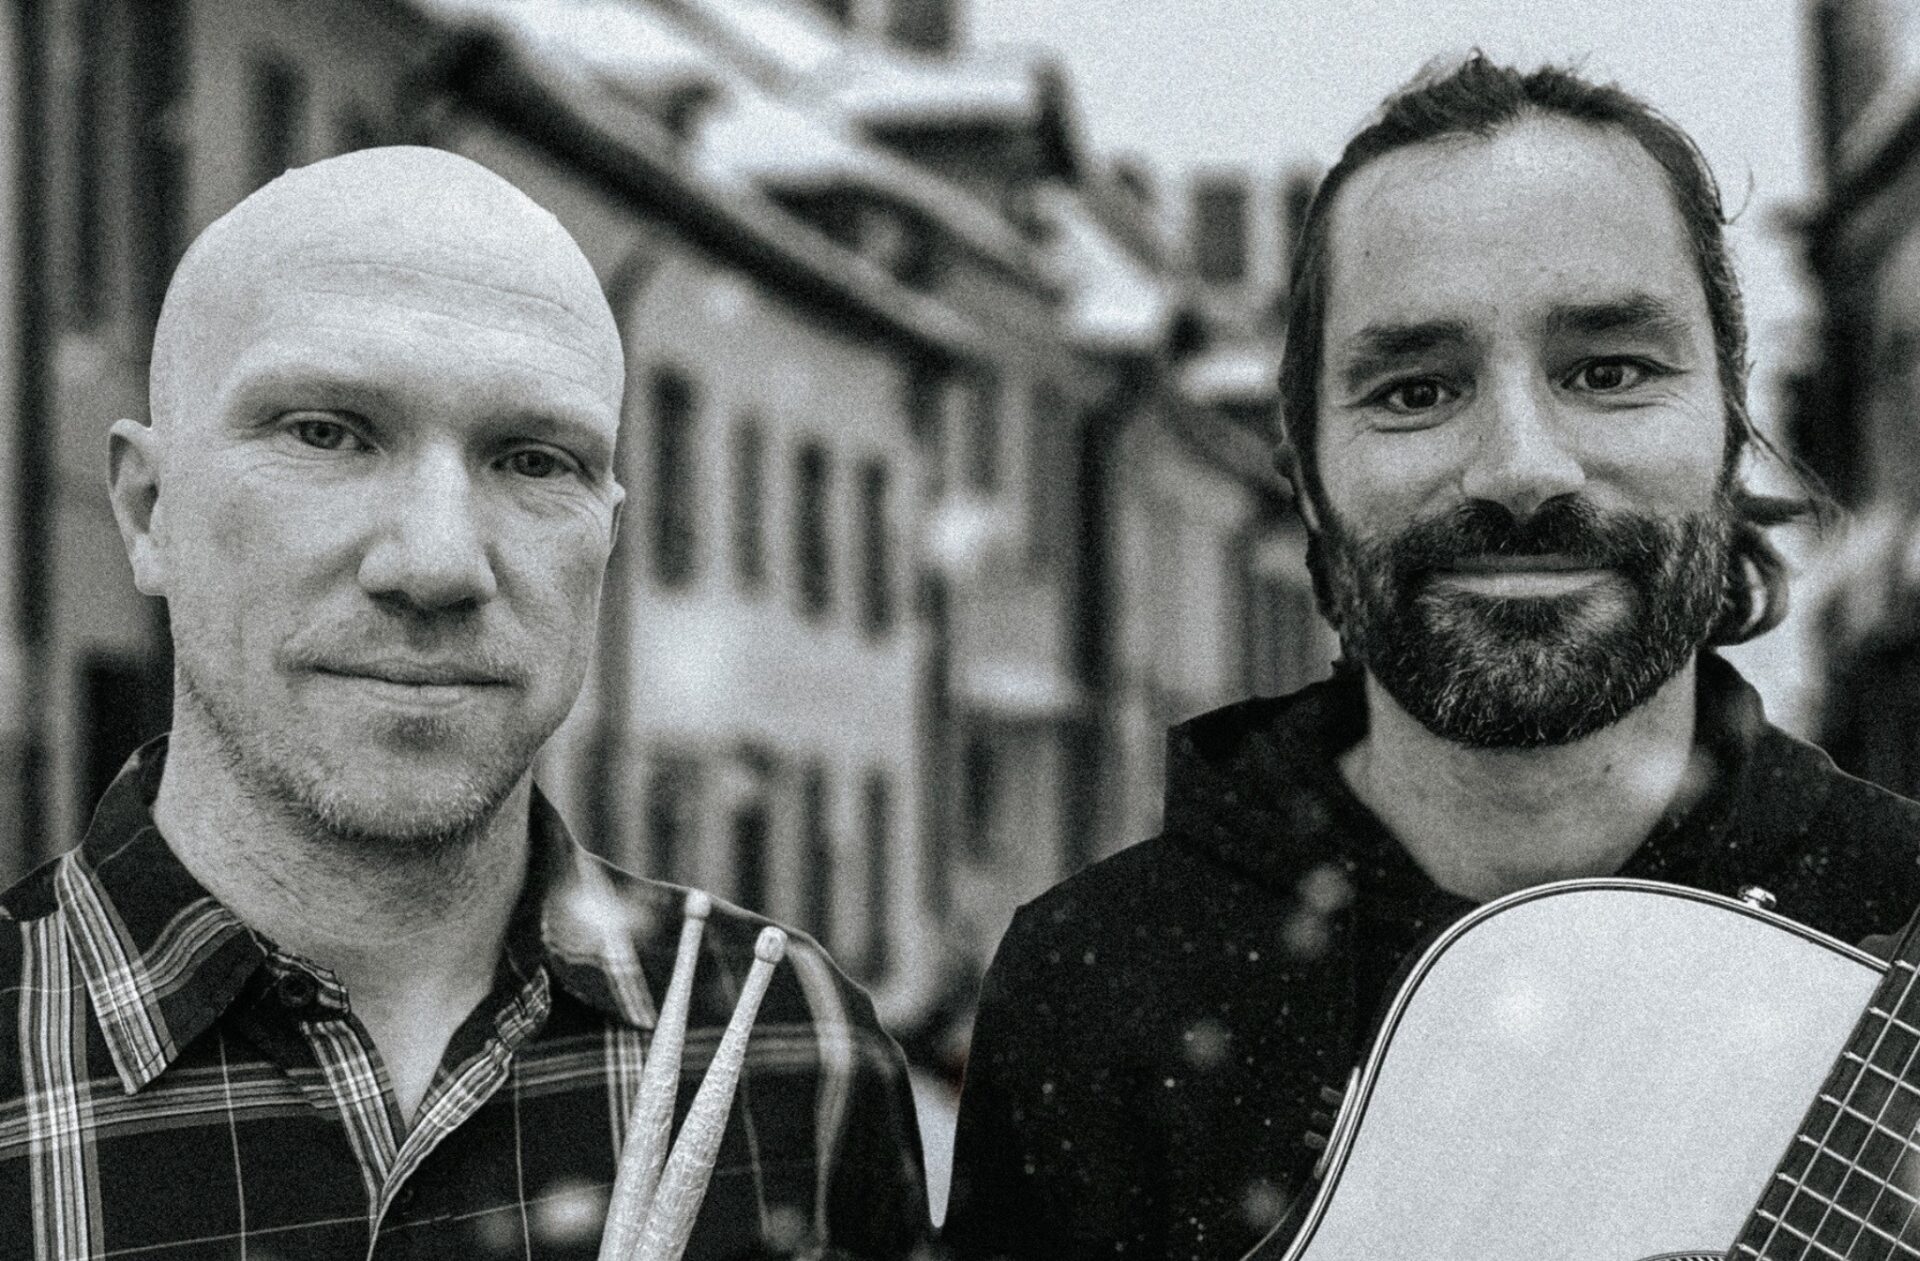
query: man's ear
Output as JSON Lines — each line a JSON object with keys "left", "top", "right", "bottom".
{"left": 1276, "top": 442, "right": 1323, "bottom": 532}
{"left": 108, "top": 418, "right": 168, "bottom": 596}
{"left": 606, "top": 480, "right": 625, "bottom": 554}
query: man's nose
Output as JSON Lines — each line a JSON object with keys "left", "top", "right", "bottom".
{"left": 357, "top": 450, "right": 500, "bottom": 610}
{"left": 1458, "top": 375, "right": 1586, "bottom": 518}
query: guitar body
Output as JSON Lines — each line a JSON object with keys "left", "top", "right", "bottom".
{"left": 1247, "top": 879, "right": 1888, "bottom": 1261}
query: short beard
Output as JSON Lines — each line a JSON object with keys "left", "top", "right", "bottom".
{"left": 1320, "top": 494, "right": 1733, "bottom": 748}
{"left": 176, "top": 664, "right": 520, "bottom": 855}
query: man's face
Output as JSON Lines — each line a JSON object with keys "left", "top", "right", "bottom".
{"left": 146, "top": 200, "right": 625, "bottom": 844}
{"left": 1312, "top": 117, "right": 1732, "bottom": 747}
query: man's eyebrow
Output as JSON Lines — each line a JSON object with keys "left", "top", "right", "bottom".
{"left": 486, "top": 411, "right": 617, "bottom": 468}
{"left": 223, "top": 359, "right": 400, "bottom": 419}
{"left": 1544, "top": 294, "right": 1695, "bottom": 343}
{"left": 1334, "top": 319, "right": 1473, "bottom": 396}
{"left": 228, "top": 359, "right": 617, "bottom": 469}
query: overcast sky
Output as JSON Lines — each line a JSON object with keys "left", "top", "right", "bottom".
{"left": 970, "top": 0, "right": 1819, "bottom": 434}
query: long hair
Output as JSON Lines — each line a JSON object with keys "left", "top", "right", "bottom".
{"left": 1279, "top": 53, "right": 1826, "bottom": 645}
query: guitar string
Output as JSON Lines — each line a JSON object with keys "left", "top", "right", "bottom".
{"left": 1847, "top": 968, "right": 1920, "bottom": 1254}
{"left": 1828, "top": 963, "right": 1920, "bottom": 1253}
{"left": 1758, "top": 975, "right": 1889, "bottom": 1259}
{"left": 1750, "top": 1201, "right": 1889, "bottom": 1260}
{"left": 1749, "top": 1060, "right": 1920, "bottom": 1260}
{"left": 1689, "top": 948, "right": 1912, "bottom": 1251}
{"left": 1799, "top": 966, "right": 1920, "bottom": 1257}
{"left": 1790, "top": 957, "right": 1920, "bottom": 1257}
{"left": 1755, "top": 956, "right": 1920, "bottom": 1258}
{"left": 1790, "top": 1104, "right": 1920, "bottom": 1207}
{"left": 1738, "top": 1069, "right": 1920, "bottom": 1257}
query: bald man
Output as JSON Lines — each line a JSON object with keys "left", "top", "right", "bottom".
{"left": 0, "top": 149, "right": 931, "bottom": 1261}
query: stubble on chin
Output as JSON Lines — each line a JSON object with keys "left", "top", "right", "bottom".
{"left": 177, "top": 665, "right": 533, "bottom": 854}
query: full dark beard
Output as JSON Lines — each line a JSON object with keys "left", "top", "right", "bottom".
{"left": 1321, "top": 495, "right": 1733, "bottom": 748}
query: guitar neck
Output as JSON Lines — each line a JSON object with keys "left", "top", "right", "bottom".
{"left": 1730, "top": 920, "right": 1920, "bottom": 1259}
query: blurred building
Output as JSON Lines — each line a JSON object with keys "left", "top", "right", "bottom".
{"left": 0, "top": 6, "right": 23, "bottom": 865}
{"left": 2, "top": 0, "right": 1325, "bottom": 1037}
{"left": 9, "top": 0, "right": 186, "bottom": 873}
{"left": 1101, "top": 166, "right": 1333, "bottom": 843}
{"left": 1796, "top": 0, "right": 1920, "bottom": 796}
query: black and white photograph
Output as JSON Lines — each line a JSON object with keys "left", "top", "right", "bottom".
{"left": 4, "top": 1, "right": 1920, "bottom": 1258}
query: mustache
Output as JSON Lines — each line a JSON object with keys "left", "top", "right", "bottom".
{"left": 280, "top": 614, "right": 532, "bottom": 687}
{"left": 1377, "top": 496, "right": 1675, "bottom": 578}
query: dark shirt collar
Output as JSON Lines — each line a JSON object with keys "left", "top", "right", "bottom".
{"left": 52, "top": 737, "right": 657, "bottom": 1095}
{"left": 1162, "top": 651, "right": 1810, "bottom": 899}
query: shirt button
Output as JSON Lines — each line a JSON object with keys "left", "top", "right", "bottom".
{"left": 274, "top": 970, "right": 319, "bottom": 1013}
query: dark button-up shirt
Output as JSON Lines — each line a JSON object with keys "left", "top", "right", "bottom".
{"left": 0, "top": 741, "right": 930, "bottom": 1260}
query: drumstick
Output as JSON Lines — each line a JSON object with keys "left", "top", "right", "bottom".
{"left": 598, "top": 890, "right": 711, "bottom": 1261}
{"left": 633, "top": 926, "right": 788, "bottom": 1261}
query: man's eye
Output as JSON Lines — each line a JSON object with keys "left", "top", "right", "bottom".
{"left": 504, "top": 448, "right": 569, "bottom": 479}
{"left": 1375, "top": 379, "right": 1456, "bottom": 415}
{"left": 1567, "top": 359, "right": 1651, "bottom": 393}
{"left": 290, "top": 417, "right": 364, "bottom": 451}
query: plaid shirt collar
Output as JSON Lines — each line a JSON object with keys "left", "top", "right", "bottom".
{"left": 58, "top": 736, "right": 657, "bottom": 1096}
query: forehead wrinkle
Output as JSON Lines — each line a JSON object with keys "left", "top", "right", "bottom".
{"left": 287, "top": 258, "right": 606, "bottom": 337}
{"left": 232, "top": 312, "right": 621, "bottom": 421}
{"left": 220, "top": 344, "right": 605, "bottom": 419}
{"left": 152, "top": 147, "right": 622, "bottom": 434}
{"left": 283, "top": 280, "right": 614, "bottom": 375}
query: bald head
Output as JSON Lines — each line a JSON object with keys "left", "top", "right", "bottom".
{"left": 150, "top": 146, "right": 623, "bottom": 435}
{"left": 110, "top": 147, "right": 630, "bottom": 853}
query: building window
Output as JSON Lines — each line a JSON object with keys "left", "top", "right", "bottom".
{"left": 863, "top": 205, "right": 939, "bottom": 289}
{"left": 336, "top": 105, "right": 385, "bottom": 154}
{"left": 249, "top": 58, "right": 307, "bottom": 191}
{"left": 857, "top": 459, "right": 894, "bottom": 637}
{"left": 1192, "top": 176, "right": 1250, "bottom": 285}
{"left": 963, "top": 735, "right": 995, "bottom": 861}
{"left": 1028, "top": 382, "right": 1070, "bottom": 570}
{"left": 794, "top": 441, "right": 833, "bottom": 619}
{"left": 966, "top": 373, "right": 1001, "bottom": 494}
{"left": 1279, "top": 168, "right": 1318, "bottom": 289}
{"left": 802, "top": 763, "right": 833, "bottom": 946}
{"left": 732, "top": 415, "right": 768, "bottom": 590}
{"left": 905, "top": 361, "right": 945, "bottom": 501}
{"left": 889, "top": 0, "right": 955, "bottom": 52}
{"left": 919, "top": 575, "right": 953, "bottom": 917}
{"left": 650, "top": 369, "right": 699, "bottom": 588}
{"left": 730, "top": 750, "right": 776, "bottom": 914}
{"left": 66, "top": 0, "right": 109, "bottom": 327}
{"left": 645, "top": 754, "right": 703, "bottom": 882}
{"left": 863, "top": 772, "right": 892, "bottom": 977}
{"left": 129, "top": 0, "right": 188, "bottom": 329}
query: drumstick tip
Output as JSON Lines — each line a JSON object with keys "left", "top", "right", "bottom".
{"left": 754, "top": 926, "right": 787, "bottom": 965}
{"left": 684, "top": 890, "right": 712, "bottom": 922}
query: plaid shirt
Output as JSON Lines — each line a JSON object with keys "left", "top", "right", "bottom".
{"left": 0, "top": 741, "right": 931, "bottom": 1261}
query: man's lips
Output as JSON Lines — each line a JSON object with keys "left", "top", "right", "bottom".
{"left": 1442, "top": 553, "right": 1600, "bottom": 574}
{"left": 311, "top": 661, "right": 513, "bottom": 687}
{"left": 1429, "top": 556, "right": 1613, "bottom": 596}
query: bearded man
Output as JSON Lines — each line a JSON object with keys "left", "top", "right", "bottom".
{"left": 0, "top": 148, "right": 929, "bottom": 1261}
{"left": 942, "top": 56, "right": 1920, "bottom": 1261}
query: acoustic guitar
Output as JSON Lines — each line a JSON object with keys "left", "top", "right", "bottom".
{"left": 1238, "top": 878, "right": 1920, "bottom": 1260}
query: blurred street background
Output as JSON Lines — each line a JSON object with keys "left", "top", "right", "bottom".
{"left": 3, "top": 0, "right": 1920, "bottom": 1221}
